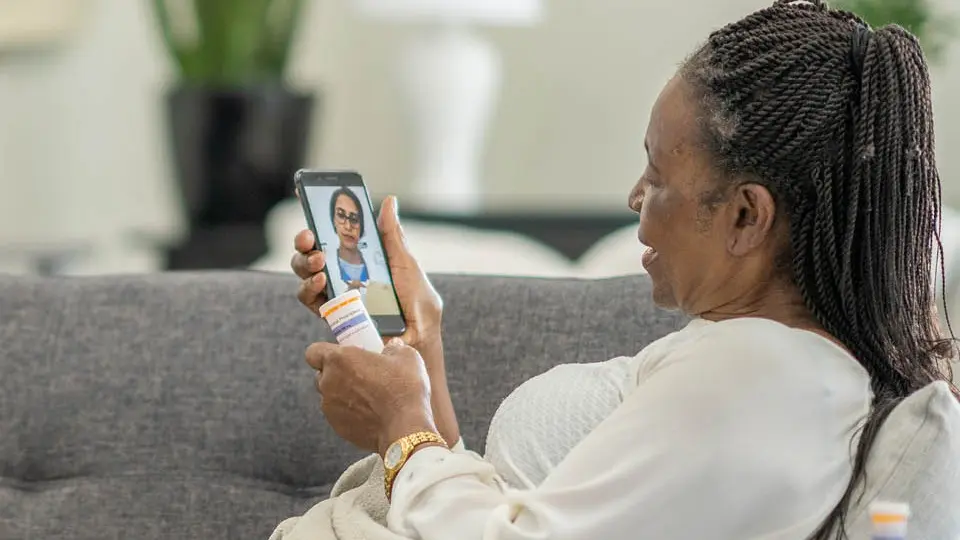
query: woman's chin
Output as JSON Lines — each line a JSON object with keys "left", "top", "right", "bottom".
{"left": 648, "top": 276, "right": 678, "bottom": 310}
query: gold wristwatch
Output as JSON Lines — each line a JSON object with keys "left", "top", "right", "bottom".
{"left": 383, "top": 431, "right": 447, "bottom": 501}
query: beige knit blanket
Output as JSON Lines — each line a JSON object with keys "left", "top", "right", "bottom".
{"left": 267, "top": 453, "right": 407, "bottom": 540}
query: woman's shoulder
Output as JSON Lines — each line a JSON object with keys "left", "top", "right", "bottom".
{"left": 636, "top": 316, "right": 870, "bottom": 392}
{"left": 667, "top": 317, "right": 857, "bottom": 362}
{"left": 627, "top": 317, "right": 873, "bottom": 446}
{"left": 695, "top": 317, "right": 855, "bottom": 362}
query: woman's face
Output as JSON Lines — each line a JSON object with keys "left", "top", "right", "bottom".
{"left": 629, "top": 76, "right": 782, "bottom": 315}
{"left": 333, "top": 194, "right": 361, "bottom": 250}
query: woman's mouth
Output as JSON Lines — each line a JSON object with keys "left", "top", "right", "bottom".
{"left": 641, "top": 247, "right": 659, "bottom": 269}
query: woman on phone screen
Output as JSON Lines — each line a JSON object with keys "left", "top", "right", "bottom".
{"left": 330, "top": 187, "right": 369, "bottom": 292}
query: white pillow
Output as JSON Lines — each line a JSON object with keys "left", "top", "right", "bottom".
{"left": 575, "top": 224, "right": 647, "bottom": 278}
{"left": 844, "top": 381, "right": 960, "bottom": 538}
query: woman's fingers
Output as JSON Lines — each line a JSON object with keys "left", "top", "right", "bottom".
{"left": 306, "top": 341, "right": 339, "bottom": 371}
{"left": 295, "top": 229, "right": 317, "bottom": 254}
{"left": 298, "top": 272, "right": 328, "bottom": 310}
{"left": 291, "top": 247, "right": 326, "bottom": 280}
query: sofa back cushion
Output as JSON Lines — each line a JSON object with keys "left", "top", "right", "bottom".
{"left": 0, "top": 271, "right": 684, "bottom": 540}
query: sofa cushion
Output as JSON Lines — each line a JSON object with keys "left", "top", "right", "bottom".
{"left": 845, "top": 381, "right": 960, "bottom": 537}
{"left": 0, "top": 271, "right": 684, "bottom": 540}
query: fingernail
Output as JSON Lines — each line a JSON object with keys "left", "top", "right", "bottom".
{"left": 388, "top": 337, "right": 404, "bottom": 347}
{"left": 391, "top": 196, "right": 400, "bottom": 219}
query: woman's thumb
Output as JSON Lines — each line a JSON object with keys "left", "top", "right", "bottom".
{"left": 377, "top": 196, "right": 410, "bottom": 259}
{"left": 377, "top": 196, "right": 399, "bottom": 230}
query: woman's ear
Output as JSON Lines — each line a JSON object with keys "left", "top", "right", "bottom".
{"left": 727, "top": 183, "right": 776, "bottom": 257}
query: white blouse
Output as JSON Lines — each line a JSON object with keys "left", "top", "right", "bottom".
{"left": 386, "top": 318, "right": 873, "bottom": 540}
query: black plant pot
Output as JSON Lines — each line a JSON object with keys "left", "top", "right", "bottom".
{"left": 164, "top": 85, "right": 316, "bottom": 269}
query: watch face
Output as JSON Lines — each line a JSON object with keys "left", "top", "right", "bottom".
{"left": 385, "top": 442, "right": 404, "bottom": 468}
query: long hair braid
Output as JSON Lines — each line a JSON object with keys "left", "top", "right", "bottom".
{"left": 680, "top": 1, "right": 958, "bottom": 537}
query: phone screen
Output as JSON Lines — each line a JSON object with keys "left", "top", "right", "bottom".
{"left": 301, "top": 182, "right": 403, "bottom": 320}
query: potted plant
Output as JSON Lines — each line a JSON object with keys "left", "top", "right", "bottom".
{"left": 833, "top": 0, "right": 956, "bottom": 62}
{"left": 151, "top": 0, "right": 314, "bottom": 269}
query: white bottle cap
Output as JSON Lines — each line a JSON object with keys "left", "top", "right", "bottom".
{"left": 869, "top": 501, "right": 910, "bottom": 539}
{"left": 319, "top": 289, "right": 384, "bottom": 353}
{"left": 869, "top": 501, "right": 911, "bottom": 518}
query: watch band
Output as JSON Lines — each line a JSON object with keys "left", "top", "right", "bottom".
{"left": 383, "top": 431, "right": 447, "bottom": 501}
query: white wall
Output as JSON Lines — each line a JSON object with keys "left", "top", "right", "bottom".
{"left": 1, "top": 0, "right": 959, "bottom": 256}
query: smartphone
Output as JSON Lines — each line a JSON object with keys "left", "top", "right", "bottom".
{"left": 294, "top": 169, "right": 407, "bottom": 336}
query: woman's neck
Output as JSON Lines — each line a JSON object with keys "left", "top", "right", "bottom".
{"left": 699, "top": 278, "right": 854, "bottom": 353}
{"left": 338, "top": 245, "right": 363, "bottom": 264}
{"left": 701, "top": 278, "right": 823, "bottom": 333}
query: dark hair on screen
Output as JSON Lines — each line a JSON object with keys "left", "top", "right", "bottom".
{"left": 680, "top": 0, "right": 959, "bottom": 537}
{"left": 329, "top": 187, "right": 365, "bottom": 238}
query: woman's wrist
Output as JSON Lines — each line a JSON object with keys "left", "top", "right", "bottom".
{"left": 411, "top": 334, "right": 461, "bottom": 446}
{"left": 377, "top": 409, "right": 441, "bottom": 458}
{"left": 414, "top": 333, "right": 444, "bottom": 366}
{"left": 408, "top": 310, "right": 441, "bottom": 349}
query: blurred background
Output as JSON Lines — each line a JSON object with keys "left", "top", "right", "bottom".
{"left": 1, "top": 0, "right": 959, "bottom": 284}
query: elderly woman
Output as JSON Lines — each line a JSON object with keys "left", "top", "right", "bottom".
{"left": 288, "top": 0, "right": 957, "bottom": 538}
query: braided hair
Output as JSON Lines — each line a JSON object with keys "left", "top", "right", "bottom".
{"left": 680, "top": 0, "right": 958, "bottom": 537}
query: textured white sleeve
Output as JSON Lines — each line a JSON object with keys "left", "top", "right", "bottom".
{"left": 450, "top": 437, "right": 467, "bottom": 453}
{"left": 386, "top": 327, "right": 868, "bottom": 540}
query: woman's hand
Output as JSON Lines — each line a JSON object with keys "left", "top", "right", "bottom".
{"left": 306, "top": 339, "right": 438, "bottom": 455}
{"left": 291, "top": 196, "right": 443, "bottom": 351}
{"left": 293, "top": 196, "right": 459, "bottom": 447}
{"left": 292, "top": 230, "right": 329, "bottom": 314}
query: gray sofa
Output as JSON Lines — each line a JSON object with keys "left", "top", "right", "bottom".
{"left": 1, "top": 271, "right": 957, "bottom": 539}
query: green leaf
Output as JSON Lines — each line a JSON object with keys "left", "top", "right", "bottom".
{"left": 261, "top": 0, "right": 306, "bottom": 78}
{"left": 150, "top": 0, "right": 307, "bottom": 85}
{"left": 832, "top": 0, "right": 956, "bottom": 63}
